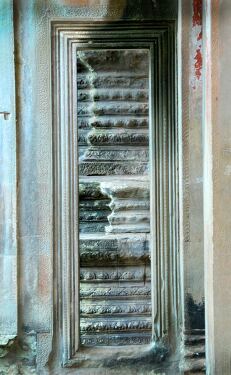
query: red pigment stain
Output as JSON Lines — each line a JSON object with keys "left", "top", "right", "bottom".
{"left": 197, "top": 30, "right": 202, "bottom": 41}
{"left": 193, "top": 0, "right": 203, "bottom": 82}
{"left": 194, "top": 47, "right": 202, "bottom": 80}
{"left": 193, "top": 0, "right": 202, "bottom": 26}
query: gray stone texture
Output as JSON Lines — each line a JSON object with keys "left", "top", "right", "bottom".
{"left": 0, "top": 0, "right": 17, "bottom": 340}
{"left": 78, "top": 49, "right": 151, "bottom": 348}
{"left": 7, "top": 0, "right": 183, "bottom": 373}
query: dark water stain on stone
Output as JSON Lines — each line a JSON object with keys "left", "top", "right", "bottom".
{"left": 186, "top": 294, "right": 205, "bottom": 329}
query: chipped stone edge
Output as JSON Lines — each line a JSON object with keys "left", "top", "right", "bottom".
{"left": 0, "top": 335, "right": 17, "bottom": 358}
{"left": 0, "top": 335, "right": 17, "bottom": 347}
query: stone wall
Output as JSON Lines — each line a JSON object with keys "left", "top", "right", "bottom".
{"left": 0, "top": 0, "right": 208, "bottom": 374}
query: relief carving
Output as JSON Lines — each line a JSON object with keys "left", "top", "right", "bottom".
{"left": 77, "top": 75, "right": 148, "bottom": 90}
{"left": 80, "top": 334, "right": 152, "bottom": 346}
{"left": 80, "top": 318, "right": 152, "bottom": 333}
{"left": 54, "top": 22, "right": 177, "bottom": 367}
{"left": 80, "top": 267, "right": 151, "bottom": 282}
{"left": 78, "top": 117, "right": 148, "bottom": 129}
{"left": 77, "top": 49, "right": 151, "bottom": 347}
{"left": 80, "top": 286, "right": 151, "bottom": 298}
{"left": 87, "top": 130, "right": 149, "bottom": 146}
{"left": 80, "top": 303, "right": 152, "bottom": 315}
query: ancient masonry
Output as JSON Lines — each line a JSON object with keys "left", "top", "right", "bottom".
{"left": 77, "top": 49, "right": 152, "bottom": 347}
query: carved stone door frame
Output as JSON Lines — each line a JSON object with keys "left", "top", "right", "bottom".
{"left": 52, "top": 20, "right": 178, "bottom": 367}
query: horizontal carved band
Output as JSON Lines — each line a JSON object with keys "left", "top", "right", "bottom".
{"left": 87, "top": 130, "right": 149, "bottom": 146}
{"left": 80, "top": 148, "right": 149, "bottom": 162}
{"left": 79, "top": 235, "right": 150, "bottom": 263}
{"left": 79, "top": 161, "right": 149, "bottom": 176}
{"left": 105, "top": 224, "right": 150, "bottom": 234}
{"left": 79, "top": 222, "right": 108, "bottom": 233}
{"left": 80, "top": 333, "right": 152, "bottom": 346}
{"left": 80, "top": 302, "right": 152, "bottom": 316}
{"left": 100, "top": 181, "right": 149, "bottom": 199}
{"left": 110, "top": 199, "right": 150, "bottom": 211}
{"left": 80, "top": 318, "right": 152, "bottom": 333}
{"left": 78, "top": 117, "right": 148, "bottom": 129}
{"left": 105, "top": 211, "right": 150, "bottom": 233}
{"left": 80, "top": 249, "right": 150, "bottom": 265}
{"left": 79, "top": 199, "right": 110, "bottom": 211}
{"left": 108, "top": 211, "right": 150, "bottom": 225}
{"left": 77, "top": 89, "right": 148, "bottom": 103}
{"left": 79, "top": 234, "right": 149, "bottom": 252}
{"left": 79, "top": 210, "right": 109, "bottom": 222}
{"left": 80, "top": 266, "right": 151, "bottom": 282}
{"left": 77, "top": 74, "right": 148, "bottom": 89}
{"left": 78, "top": 103, "right": 148, "bottom": 117}
{"left": 79, "top": 180, "right": 150, "bottom": 200}
{"left": 80, "top": 285, "right": 151, "bottom": 299}
{"left": 79, "top": 182, "right": 107, "bottom": 200}
{"left": 78, "top": 130, "right": 148, "bottom": 147}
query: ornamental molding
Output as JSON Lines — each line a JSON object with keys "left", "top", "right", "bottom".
{"left": 52, "top": 20, "right": 178, "bottom": 367}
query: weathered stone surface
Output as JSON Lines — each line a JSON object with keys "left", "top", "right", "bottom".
{"left": 79, "top": 234, "right": 149, "bottom": 252}
{"left": 80, "top": 285, "right": 151, "bottom": 298}
{"left": 79, "top": 162, "right": 149, "bottom": 176}
{"left": 78, "top": 117, "right": 148, "bottom": 129}
{"left": 78, "top": 130, "right": 89, "bottom": 145}
{"left": 79, "top": 199, "right": 110, "bottom": 211}
{"left": 105, "top": 224, "right": 150, "bottom": 234}
{"left": 184, "top": 344, "right": 205, "bottom": 358}
{"left": 77, "top": 74, "right": 148, "bottom": 89}
{"left": 181, "top": 358, "right": 205, "bottom": 374}
{"left": 0, "top": 1, "right": 17, "bottom": 342}
{"left": 80, "top": 317, "right": 152, "bottom": 333}
{"left": 80, "top": 301, "right": 152, "bottom": 315}
{"left": 80, "top": 236, "right": 118, "bottom": 251}
{"left": 80, "top": 266, "right": 151, "bottom": 282}
{"left": 80, "top": 333, "right": 152, "bottom": 346}
{"left": 79, "top": 182, "right": 106, "bottom": 200}
{"left": 100, "top": 181, "right": 149, "bottom": 199}
{"left": 78, "top": 89, "right": 148, "bottom": 102}
{"left": 87, "top": 129, "right": 149, "bottom": 146}
{"left": 77, "top": 50, "right": 149, "bottom": 74}
{"left": 106, "top": 211, "right": 150, "bottom": 233}
{"left": 108, "top": 211, "right": 150, "bottom": 225}
{"left": 79, "top": 235, "right": 150, "bottom": 266}
{"left": 79, "top": 210, "right": 109, "bottom": 222}
{"left": 80, "top": 246, "right": 150, "bottom": 266}
{"left": 79, "top": 222, "right": 107, "bottom": 233}
{"left": 180, "top": 331, "right": 206, "bottom": 374}
{"left": 80, "top": 148, "right": 149, "bottom": 162}
{"left": 78, "top": 103, "right": 148, "bottom": 116}
{"left": 77, "top": 49, "right": 151, "bottom": 348}
{"left": 109, "top": 198, "right": 149, "bottom": 211}
{"left": 13, "top": 1, "right": 181, "bottom": 372}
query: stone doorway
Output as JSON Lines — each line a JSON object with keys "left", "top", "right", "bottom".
{"left": 52, "top": 21, "right": 178, "bottom": 369}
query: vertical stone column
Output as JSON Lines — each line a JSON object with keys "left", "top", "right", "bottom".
{"left": 204, "top": 0, "right": 231, "bottom": 373}
{"left": 0, "top": 0, "right": 17, "bottom": 346}
{"left": 179, "top": 0, "right": 205, "bottom": 372}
